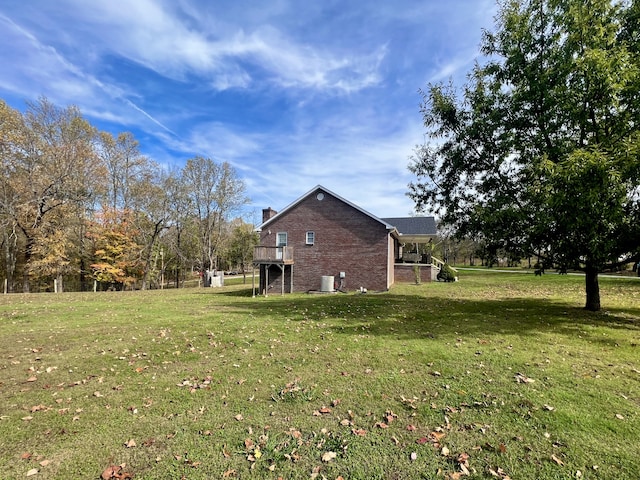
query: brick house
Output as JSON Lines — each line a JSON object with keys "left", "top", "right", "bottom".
{"left": 252, "top": 186, "right": 437, "bottom": 295}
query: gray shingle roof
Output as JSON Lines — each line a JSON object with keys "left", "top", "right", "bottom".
{"left": 381, "top": 217, "right": 437, "bottom": 236}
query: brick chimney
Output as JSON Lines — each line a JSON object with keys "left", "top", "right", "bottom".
{"left": 262, "top": 207, "right": 277, "bottom": 223}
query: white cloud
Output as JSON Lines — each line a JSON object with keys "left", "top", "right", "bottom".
{"left": 33, "top": 0, "right": 386, "bottom": 94}
{"left": 0, "top": 0, "right": 498, "bottom": 220}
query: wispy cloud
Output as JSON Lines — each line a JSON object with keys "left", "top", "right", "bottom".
{"left": 33, "top": 0, "right": 387, "bottom": 94}
{"left": 0, "top": 11, "right": 178, "bottom": 136}
{"left": 0, "top": 0, "right": 498, "bottom": 219}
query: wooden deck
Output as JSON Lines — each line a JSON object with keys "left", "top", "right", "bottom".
{"left": 253, "top": 246, "right": 294, "bottom": 265}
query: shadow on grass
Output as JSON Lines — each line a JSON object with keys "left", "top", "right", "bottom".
{"left": 207, "top": 287, "right": 640, "bottom": 342}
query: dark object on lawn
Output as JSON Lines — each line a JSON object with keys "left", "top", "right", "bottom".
{"left": 437, "top": 264, "right": 457, "bottom": 282}
{"left": 534, "top": 269, "right": 544, "bottom": 276}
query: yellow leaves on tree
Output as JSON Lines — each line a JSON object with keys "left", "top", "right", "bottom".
{"left": 88, "top": 208, "right": 142, "bottom": 287}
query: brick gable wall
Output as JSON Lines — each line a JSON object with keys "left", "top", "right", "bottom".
{"left": 260, "top": 191, "right": 393, "bottom": 292}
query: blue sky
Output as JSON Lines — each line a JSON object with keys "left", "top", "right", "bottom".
{"left": 0, "top": 0, "right": 496, "bottom": 221}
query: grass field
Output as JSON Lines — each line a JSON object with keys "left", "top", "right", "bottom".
{"left": 0, "top": 272, "right": 638, "bottom": 479}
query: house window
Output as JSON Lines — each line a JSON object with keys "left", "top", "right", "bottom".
{"left": 276, "top": 232, "right": 287, "bottom": 260}
{"left": 276, "top": 232, "right": 288, "bottom": 247}
{"left": 306, "top": 231, "right": 315, "bottom": 245}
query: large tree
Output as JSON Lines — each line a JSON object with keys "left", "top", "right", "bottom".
{"left": 0, "top": 98, "right": 95, "bottom": 292}
{"left": 409, "top": 0, "right": 640, "bottom": 311}
{"left": 181, "top": 156, "right": 248, "bottom": 276}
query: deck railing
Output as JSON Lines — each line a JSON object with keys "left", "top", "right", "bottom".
{"left": 253, "top": 246, "right": 294, "bottom": 263}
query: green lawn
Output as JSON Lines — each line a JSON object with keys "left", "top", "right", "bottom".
{"left": 0, "top": 273, "right": 638, "bottom": 479}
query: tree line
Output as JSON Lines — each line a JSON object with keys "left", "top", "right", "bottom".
{"left": 0, "top": 97, "right": 257, "bottom": 293}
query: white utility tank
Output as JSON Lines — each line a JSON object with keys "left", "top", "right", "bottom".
{"left": 320, "top": 275, "right": 335, "bottom": 292}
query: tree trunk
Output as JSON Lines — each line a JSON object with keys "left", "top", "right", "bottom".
{"left": 3, "top": 229, "right": 17, "bottom": 293}
{"left": 22, "top": 237, "right": 33, "bottom": 293}
{"left": 584, "top": 266, "right": 601, "bottom": 312}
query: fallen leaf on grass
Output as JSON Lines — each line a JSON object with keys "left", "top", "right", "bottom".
{"left": 551, "top": 454, "right": 564, "bottom": 466}
{"left": 514, "top": 373, "right": 534, "bottom": 384}
{"left": 351, "top": 428, "right": 367, "bottom": 436}
{"left": 321, "top": 451, "right": 337, "bottom": 462}
{"left": 26, "top": 468, "right": 38, "bottom": 476}
{"left": 101, "top": 465, "right": 133, "bottom": 479}
{"left": 124, "top": 439, "right": 136, "bottom": 448}
{"left": 615, "top": 414, "right": 624, "bottom": 420}
{"left": 488, "top": 467, "right": 511, "bottom": 479}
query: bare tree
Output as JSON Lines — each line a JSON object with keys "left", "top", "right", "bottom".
{"left": 181, "top": 157, "right": 248, "bottom": 279}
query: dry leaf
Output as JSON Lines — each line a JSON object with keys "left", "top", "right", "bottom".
{"left": 488, "top": 467, "right": 511, "bottom": 479}
{"left": 222, "top": 445, "right": 231, "bottom": 458}
{"left": 26, "top": 468, "right": 38, "bottom": 476}
{"left": 321, "top": 451, "right": 337, "bottom": 462}
{"left": 551, "top": 454, "right": 564, "bottom": 466}
{"left": 124, "top": 439, "right": 136, "bottom": 448}
{"left": 234, "top": 414, "right": 243, "bottom": 421}
{"left": 514, "top": 373, "right": 534, "bottom": 384}
{"left": 101, "top": 465, "right": 120, "bottom": 479}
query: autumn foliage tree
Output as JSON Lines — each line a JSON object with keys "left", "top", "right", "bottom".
{"left": 87, "top": 208, "right": 142, "bottom": 290}
{"left": 409, "top": 0, "right": 640, "bottom": 311}
{"left": 0, "top": 97, "right": 95, "bottom": 292}
{"left": 1, "top": 96, "right": 250, "bottom": 292}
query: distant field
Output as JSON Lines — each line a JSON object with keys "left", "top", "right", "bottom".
{"left": 0, "top": 272, "right": 638, "bottom": 479}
